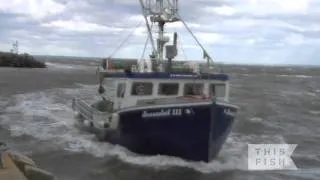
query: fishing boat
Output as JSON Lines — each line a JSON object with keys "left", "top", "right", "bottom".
{"left": 72, "top": 0, "right": 238, "bottom": 162}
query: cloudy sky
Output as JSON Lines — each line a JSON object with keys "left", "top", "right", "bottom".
{"left": 0, "top": 0, "right": 319, "bottom": 65}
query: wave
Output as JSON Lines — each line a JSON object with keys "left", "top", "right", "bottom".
{"left": 0, "top": 85, "right": 290, "bottom": 173}
{"left": 277, "top": 74, "right": 313, "bottom": 78}
{"left": 309, "top": 111, "right": 320, "bottom": 115}
{"left": 45, "top": 62, "right": 90, "bottom": 70}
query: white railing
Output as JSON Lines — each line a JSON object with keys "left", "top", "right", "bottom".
{"left": 72, "top": 98, "right": 110, "bottom": 120}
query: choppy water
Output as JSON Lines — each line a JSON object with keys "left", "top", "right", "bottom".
{"left": 0, "top": 61, "right": 320, "bottom": 180}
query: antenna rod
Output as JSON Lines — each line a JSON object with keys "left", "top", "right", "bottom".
{"left": 173, "top": 32, "right": 177, "bottom": 46}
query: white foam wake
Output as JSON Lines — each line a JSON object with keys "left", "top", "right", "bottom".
{"left": 277, "top": 74, "right": 313, "bottom": 78}
{"left": 0, "top": 84, "right": 287, "bottom": 173}
{"left": 45, "top": 62, "right": 90, "bottom": 70}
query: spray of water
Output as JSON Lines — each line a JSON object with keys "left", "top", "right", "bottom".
{"left": 0, "top": 84, "right": 287, "bottom": 173}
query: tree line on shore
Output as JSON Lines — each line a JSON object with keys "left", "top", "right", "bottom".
{"left": 0, "top": 51, "right": 47, "bottom": 68}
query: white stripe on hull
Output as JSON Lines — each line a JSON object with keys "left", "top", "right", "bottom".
{"left": 116, "top": 100, "right": 238, "bottom": 114}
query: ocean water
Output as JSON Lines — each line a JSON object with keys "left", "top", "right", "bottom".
{"left": 0, "top": 61, "right": 319, "bottom": 180}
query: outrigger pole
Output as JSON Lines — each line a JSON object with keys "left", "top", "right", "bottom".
{"left": 138, "top": 0, "right": 157, "bottom": 56}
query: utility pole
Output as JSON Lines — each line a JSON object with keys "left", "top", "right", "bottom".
{"left": 10, "top": 41, "right": 19, "bottom": 54}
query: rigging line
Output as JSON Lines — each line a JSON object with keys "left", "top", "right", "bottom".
{"left": 178, "top": 14, "right": 224, "bottom": 73}
{"left": 163, "top": 0, "right": 216, "bottom": 67}
{"left": 139, "top": 0, "right": 156, "bottom": 53}
{"left": 178, "top": 17, "right": 214, "bottom": 63}
{"left": 138, "top": 23, "right": 154, "bottom": 73}
{"left": 140, "top": 35, "right": 149, "bottom": 61}
{"left": 108, "top": 20, "right": 144, "bottom": 58}
{"left": 179, "top": 15, "right": 224, "bottom": 73}
{"left": 174, "top": 15, "right": 215, "bottom": 64}
{"left": 147, "top": 0, "right": 221, "bottom": 73}
{"left": 139, "top": 22, "right": 154, "bottom": 61}
{"left": 138, "top": 34, "right": 150, "bottom": 72}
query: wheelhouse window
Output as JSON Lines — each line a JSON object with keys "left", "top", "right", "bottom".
{"left": 183, "top": 83, "right": 204, "bottom": 95}
{"left": 117, "top": 83, "right": 126, "bottom": 98}
{"left": 158, "top": 83, "right": 179, "bottom": 95}
{"left": 209, "top": 83, "right": 226, "bottom": 97}
{"left": 131, "top": 82, "right": 153, "bottom": 96}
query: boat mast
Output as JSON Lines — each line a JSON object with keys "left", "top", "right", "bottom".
{"left": 158, "top": 0, "right": 165, "bottom": 71}
{"left": 139, "top": 0, "right": 216, "bottom": 73}
{"left": 139, "top": 0, "right": 180, "bottom": 72}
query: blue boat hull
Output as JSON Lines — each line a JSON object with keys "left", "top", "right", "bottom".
{"left": 91, "top": 101, "right": 237, "bottom": 162}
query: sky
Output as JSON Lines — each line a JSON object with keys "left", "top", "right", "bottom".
{"left": 0, "top": 0, "right": 319, "bottom": 65}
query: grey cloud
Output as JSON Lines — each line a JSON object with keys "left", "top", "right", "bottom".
{"left": 185, "top": 0, "right": 320, "bottom": 42}
{"left": 0, "top": 0, "right": 319, "bottom": 65}
{"left": 0, "top": 13, "right": 38, "bottom": 30}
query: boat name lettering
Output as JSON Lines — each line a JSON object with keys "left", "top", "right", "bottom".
{"left": 170, "top": 74, "right": 198, "bottom": 78}
{"left": 224, "top": 109, "right": 235, "bottom": 117}
{"left": 142, "top": 108, "right": 183, "bottom": 118}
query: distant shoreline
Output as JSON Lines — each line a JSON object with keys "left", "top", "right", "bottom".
{"left": 0, "top": 51, "right": 47, "bottom": 68}
{"left": 33, "top": 54, "right": 320, "bottom": 68}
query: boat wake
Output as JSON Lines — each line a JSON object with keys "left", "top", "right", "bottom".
{"left": 0, "top": 84, "right": 286, "bottom": 173}
{"left": 276, "top": 74, "right": 313, "bottom": 78}
{"left": 45, "top": 62, "right": 91, "bottom": 70}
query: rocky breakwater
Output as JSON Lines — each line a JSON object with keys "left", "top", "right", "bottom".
{"left": 0, "top": 51, "right": 47, "bottom": 68}
{"left": 0, "top": 142, "right": 54, "bottom": 180}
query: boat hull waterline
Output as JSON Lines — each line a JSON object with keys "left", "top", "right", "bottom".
{"left": 72, "top": 99, "right": 237, "bottom": 162}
